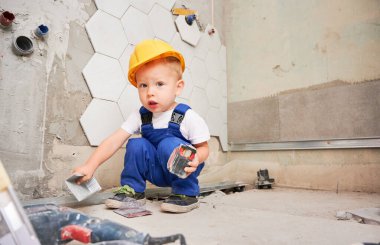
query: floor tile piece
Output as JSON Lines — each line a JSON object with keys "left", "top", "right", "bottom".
{"left": 83, "top": 53, "right": 127, "bottom": 102}
{"left": 190, "top": 87, "right": 209, "bottom": 119}
{"left": 94, "top": 0, "right": 131, "bottom": 18}
{"left": 121, "top": 7, "right": 155, "bottom": 45}
{"left": 86, "top": 10, "right": 128, "bottom": 59}
{"left": 149, "top": 4, "right": 176, "bottom": 43}
{"left": 80, "top": 99, "right": 124, "bottom": 146}
{"left": 175, "top": 15, "right": 201, "bottom": 46}
{"left": 206, "top": 78, "right": 222, "bottom": 108}
{"left": 189, "top": 57, "right": 208, "bottom": 89}
{"left": 118, "top": 85, "right": 141, "bottom": 120}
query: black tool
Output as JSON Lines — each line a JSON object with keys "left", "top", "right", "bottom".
{"left": 255, "top": 169, "right": 275, "bottom": 189}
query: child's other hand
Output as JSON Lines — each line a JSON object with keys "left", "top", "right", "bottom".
{"left": 72, "top": 165, "right": 95, "bottom": 184}
{"left": 184, "top": 154, "right": 200, "bottom": 176}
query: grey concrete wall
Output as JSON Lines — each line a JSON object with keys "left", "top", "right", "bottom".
{"left": 0, "top": 0, "right": 98, "bottom": 199}
{"left": 229, "top": 80, "right": 380, "bottom": 143}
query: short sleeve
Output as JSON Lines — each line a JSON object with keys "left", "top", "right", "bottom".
{"left": 181, "top": 110, "right": 210, "bottom": 145}
{"left": 121, "top": 109, "right": 141, "bottom": 135}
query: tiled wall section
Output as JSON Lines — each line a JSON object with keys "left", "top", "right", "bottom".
{"left": 81, "top": 0, "right": 228, "bottom": 150}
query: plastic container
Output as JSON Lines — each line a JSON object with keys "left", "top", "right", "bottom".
{"left": 13, "top": 35, "right": 34, "bottom": 56}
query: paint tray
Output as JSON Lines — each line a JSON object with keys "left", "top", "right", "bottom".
{"left": 65, "top": 173, "right": 101, "bottom": 202}
{"left": 167, "top": 144, "right": 196, "bottom": 179}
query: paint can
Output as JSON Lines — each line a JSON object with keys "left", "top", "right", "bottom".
{"left": 0, "top": 11, "right": 15, "bottom": 28}
{"left": 13, "top": 35, "right": 34, "bottom": 56}
{"left": 185, "top": 14, "right": 197, "bottom": 25}
{"left": 34, "top": 24, "right": 49, "bottom": 38}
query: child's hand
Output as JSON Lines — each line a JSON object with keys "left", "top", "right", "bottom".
{"left": 184, "top": 154, "right": 200, "bottom": 176}
{"left": 72, "top": 165, "right": 96, "bottom": 184}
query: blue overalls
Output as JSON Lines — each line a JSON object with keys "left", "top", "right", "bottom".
{"left": 120, "top": 103, "right": 204, "bottom": 196}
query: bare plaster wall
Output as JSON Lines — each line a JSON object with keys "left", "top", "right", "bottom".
{"left": 222, "top": 0, "right": 380, "bottom": 193}
{"left": 225, "top": 0, "right": 380, "bottom": 102}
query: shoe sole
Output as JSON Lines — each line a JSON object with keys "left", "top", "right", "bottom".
{"left": 105, "top": 198, "right": 146, "bottom": 209}
{"left": 160, "top": 200, "right": 199, "bottom": 213}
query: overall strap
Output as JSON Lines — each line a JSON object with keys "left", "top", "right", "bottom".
{"left": 139, "top": 106, "right": 153, "bottom": 131}
{"left": 169, "top": 103, "right": 191, "bottom": 130}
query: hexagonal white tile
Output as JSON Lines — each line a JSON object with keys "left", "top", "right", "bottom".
{"left": 206, "top": 78, "right": 223, "bottom": 108}
{"left": 156, "top": 0, "right": 176, "bottom": 10}
{"left": 219, "top": 96, "right": 227, "bottom": 124}
{"left": 121, "top": 7, "right": 155, "bottom": 45}
{"left": 80, "top": 98, "right": 124, "bottom": 146}
{"left": 206, "top": 107, "right": 222, "bottom": 136}
{"left": 119, "top": 44, "right": 135, "bottom": 81}
{"left": 86, "top": 10, "right": 128, "bottom": 59}
{"left": 219, "top": 45, "right": 227, "bottom": 71}
{"left": 179, "top": 68, "right": 194, "bottom": 100}
{"left": 149, "top": 4, "right": 177, "bottom": 43}
{"left": 83, "top": 53, "right": 127, "bottom": 102}
{"left": 131, "top": 0, "right": 156, "bottom": 14}
{"left": 118, "top": 85, "right": 141, "bottom": 120}
{"left": 218, "top": 70, "right": 227, "bottom": 97}
{"left": 219, "top": 123, "right": 228, "bottom": 151}
{"left": 170, "top": 32, "right": 195, "bottom": 67}
{"left": 94, "top": 0, "right": 131, "bottom": 18}
{"left": 189, "top": 87, "right": 209, "bottom": 119}
{"left": 205, "top": 50, "right": 222, "bottom": 80}
{"left": 176, "top": 97, "right": 190, "bottom": 105}
{"left": 194, "top": 32, "right": 209, "bottom": 60}
{"left": 205, "top": 24, "right": 221, "bottom": 53}
{"left": 190, "top": 57, "right": 208, "bottom": 89}
{"left": 175, "top": 15, "right": 200, "bottom": 46}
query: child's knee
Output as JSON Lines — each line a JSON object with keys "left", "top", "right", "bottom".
{"left": 157, "top": 137, "right": 186, "bottom": 156}
{"left": 126, "top": 138, "right": 151, "bottom": 153}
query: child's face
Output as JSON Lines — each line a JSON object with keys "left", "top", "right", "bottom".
{"left": 135, "top": 60, "right": 184, "bottom": 113}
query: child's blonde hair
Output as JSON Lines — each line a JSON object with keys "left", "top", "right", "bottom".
{"left": 161, "top": 56, "right": 183, "bottom": 80}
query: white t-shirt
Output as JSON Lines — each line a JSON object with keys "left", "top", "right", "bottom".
{"left": 121, "top": 108, "right": 210, "bottom": 145}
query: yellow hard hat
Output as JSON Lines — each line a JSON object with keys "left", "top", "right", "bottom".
{"left": 128, "top": 39, "right": 185, "bottom": 87}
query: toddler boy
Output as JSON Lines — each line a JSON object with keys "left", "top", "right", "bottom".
{"left": 74, "top": 39, "right": 210, "bottom": 213}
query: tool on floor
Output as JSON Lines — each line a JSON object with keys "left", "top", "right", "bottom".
{"left": 25, "top": 203, "right": 186, "bottom": 245}
{"left": 255, "top": 169, "right": 275, "bottom": 189}
{"left": 0, "top": 160, "right": 41, "bottom": 245}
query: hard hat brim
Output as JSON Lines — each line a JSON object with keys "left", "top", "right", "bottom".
{"left": 128, "top": 51, "right": 185, "bottom": 87}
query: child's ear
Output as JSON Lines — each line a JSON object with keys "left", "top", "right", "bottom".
{"left": 176, "top": 79, "right": 185, "bottom": 96}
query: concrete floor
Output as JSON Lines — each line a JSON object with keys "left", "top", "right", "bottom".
{"left": 69, "top": 187, "right": 380, "bottom": 245}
